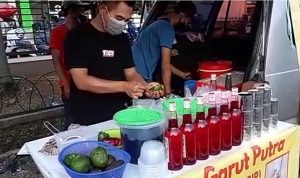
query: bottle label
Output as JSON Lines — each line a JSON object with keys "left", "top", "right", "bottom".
{"left": 169, "top": 103, "right": 176, "bottom": 112}
{"left": 197, "top": 97, "right": 204, "bottom": 105}
{"left": 182, "top": 134, "right": 187, "bottom": 158}
{"left": 183, "top": 99, "right": 191, "bottom": 109}
{"left": 164, "top": 137, "right": 170, "bottom": 162}
{"left": 232, "top": 87, "right": 239, "bottom": 95}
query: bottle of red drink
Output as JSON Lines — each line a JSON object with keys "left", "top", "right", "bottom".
{"left": 164, "top": 102, "right": 183, "bottom": 170}
{"left": 206, "top": 92, "right": 217, "bottom": 120}
{"left": 194, "top": 97, "right": 209, "bottom": 160}
{"left": 231, "top": 109, "right": 243, "bottom": 146}
{"left": 230, "top": 87, "right": 239, "bottom": 112}
{"left": 209, "top": 115, "right": 221, "bottom": 155}
{"left": 220, "top": 112, "right": 232, "bottom": 151}
{"left": 180, "top": 99, "right": 196, "bottom": 165}
{"left": 219, "top": 91, "right": 229, "bottom": 116}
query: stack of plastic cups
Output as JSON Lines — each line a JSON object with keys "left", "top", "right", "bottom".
{"left": 239, "top": 92, "right": 254, "bottom": 141}
{"left": 271, "top": 98, "right": 279, "bottom": 128}
{"left": 248, "top": 89, "right": 263, "bottom": 137}
{"left": 257, "top": 87, "right": 272, "bottom": 132}
{"left": 138, "top": 140, "right": 168, "bottom": 178}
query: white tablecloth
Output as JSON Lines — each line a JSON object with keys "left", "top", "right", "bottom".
{"left": 18, "top": 120, "right": 296, "bottom": 178}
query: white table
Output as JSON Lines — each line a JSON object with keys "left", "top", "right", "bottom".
{"left": 18, "top": 120, "right": 299, "bottom": 178}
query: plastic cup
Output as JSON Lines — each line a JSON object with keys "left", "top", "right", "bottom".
{"left": 139, "top": 140, "right": 166, "bottom": 165}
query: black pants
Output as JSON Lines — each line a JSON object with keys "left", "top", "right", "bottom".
{"left": 62, "top": 88, "right": 72, "bottom": 130}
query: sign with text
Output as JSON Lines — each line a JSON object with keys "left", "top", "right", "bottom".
{"left": 175, "top": 125, "right": 300, "bottom": 178}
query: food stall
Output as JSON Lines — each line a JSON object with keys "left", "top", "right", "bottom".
{"left": 18, "top": 84, "right": 300, "bottom": 178}
{"left": 18, "top": 120, "right": 300, "bottom": 178}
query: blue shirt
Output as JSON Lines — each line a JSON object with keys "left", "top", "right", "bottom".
{"left": 132, "top": 19, "right": 175, "bottom": 81}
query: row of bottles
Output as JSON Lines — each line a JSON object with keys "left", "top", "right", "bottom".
{"left": 164, "top": 89, "right": 243, "bottom": 171}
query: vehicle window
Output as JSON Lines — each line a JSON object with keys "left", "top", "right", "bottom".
{"left": 213, "top": 1, "right": 257, "bottom": 37}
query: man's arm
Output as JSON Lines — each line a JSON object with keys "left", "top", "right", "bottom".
{"left": 161, "top": 47, "right": 172, "bottom": 95}
{"left": 52, "top": 49, "right": 68, "bottom": 84}
{"left": 171, "top": 65, "right": 191, "bottom": 79}
{"left": 124, "top": 67, "right": 147, "bottom": 85}
{"left": 69, "top": 68, "right": 144, "bottom": 99}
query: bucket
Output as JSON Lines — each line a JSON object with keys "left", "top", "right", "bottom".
{"left": 113, "top": 108, "right": 166, "bottom": 164}
{"left": 197, "top": 60, "right": 232, "bottom": 79}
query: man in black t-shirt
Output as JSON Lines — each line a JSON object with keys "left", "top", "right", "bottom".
{"left": 64, "top": 1, "right": 161, "bottom": 125}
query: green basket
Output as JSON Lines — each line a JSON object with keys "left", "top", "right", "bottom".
{"left": 113, "top": 108, "right": 162, "bottom": 126}
{"left": 162, "top": 98, "right": 208, "bottom": 116}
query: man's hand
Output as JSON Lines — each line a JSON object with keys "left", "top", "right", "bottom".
{"left": 123, "top": 82, "right": 145, "bottom": 99}
{"left": 180, "top": 72, "right": 192, "bottom": 80}
{"left": 62, "top": 79, "right": 70, "bottom": 99}
{"left": 145, "top": 82, "right": 164, "bottom": 98}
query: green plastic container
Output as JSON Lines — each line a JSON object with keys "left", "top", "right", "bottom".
{"left": 113, "top": 108, "right": 166, "bottom": 164}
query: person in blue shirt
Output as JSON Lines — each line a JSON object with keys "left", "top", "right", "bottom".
{"left": 132, "top": 2, "right": 197, "bottom": 96}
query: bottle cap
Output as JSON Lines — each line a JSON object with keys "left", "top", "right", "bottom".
{"left": 183, "top": 98, "right": 191, "bottom": 109}
{"left": 211, "top": 74, "right": 217, "bottom": 80}
{"left": 169, "top": 102, "right": 176, "bottom": 112}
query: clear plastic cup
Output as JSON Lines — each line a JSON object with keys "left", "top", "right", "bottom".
{"left": 139, "top": 140, "right": 166, "bottom": 165}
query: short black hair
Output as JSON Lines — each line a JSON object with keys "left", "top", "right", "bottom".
{"left": 102, "top": 1, "right": 136, "bottom": 8}
{"left": 175, "top": 1, "right": 197, "bottom": 18}
{"left": 123, "top": 1, "right": 136, "bottom": 8}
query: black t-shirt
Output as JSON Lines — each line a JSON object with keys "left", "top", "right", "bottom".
{"left": 64, "top": 23, "right": 134, "bottom": 125}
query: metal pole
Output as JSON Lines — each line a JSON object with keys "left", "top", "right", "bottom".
{"left": 0, "top": 24, "right": 13, "bottom": 90}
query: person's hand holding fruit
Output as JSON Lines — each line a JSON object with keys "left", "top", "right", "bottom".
{"left": 145, "top": 82, "right": 164, "bottom": 98}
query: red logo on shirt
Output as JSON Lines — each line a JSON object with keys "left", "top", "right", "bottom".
{"left": 102, "top": 50, "right": 115, "bottom": 58}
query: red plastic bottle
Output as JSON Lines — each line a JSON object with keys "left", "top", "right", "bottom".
{"left": 164, "top": 102, "right": 183, "bottom": 170}
{"left": 209, "top": 115, "right": 221, "bottom": 155}
{"left": 219, "top": 91, "right": 229, "bottom": 115}
{"left": 194, "top": 97, "right": 209, "bottom": 160}
{"left": 220, "top": 112, "right": 232, "bottom": 151}
{"left": 180, "top": 99, "right": 196, "bottom": 165}
{"left": 207, "top": 92, "right": 217, "bottom": 120}
{"left": 231, "top": 109, "right": 243, "bottom": 146}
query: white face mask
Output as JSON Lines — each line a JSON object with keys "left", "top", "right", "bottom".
{"left": 101, "top": 8, "right": 127, "bottom": 35}
{"left": 104, "top": 16, "right": 127, "bottom": 35}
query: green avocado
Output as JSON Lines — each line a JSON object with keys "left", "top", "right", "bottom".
{"left": 65, "top": 154, "right": 91, "bottom": 173}
{"left": 104, "top": 160, "right": 125, "bottom": 171}
{"left": 90, "top": 147, "right": 109, "bottom": 168}
{"left": 150, "top": 84, "right": 163, "bottom": 92}
{"left": 63, "top": 153, "right": 78, "bottom": 167}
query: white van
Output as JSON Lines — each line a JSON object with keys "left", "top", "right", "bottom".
{"left": 141, "top": 1, "right": 299, "bottom": 121}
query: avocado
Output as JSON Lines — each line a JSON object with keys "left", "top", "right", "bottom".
{"left": 107, "top": 155, "right": 117, "bottom": 166}
{"left": 98, "top": 132, "right": 109, "bottom": 141}
{"left": 68, "top": 154, "right": 91, "bottom": 173}
{"left": 104, "top": 160, "right": 125, "bottom": 171}
{"left": 150, "top": 84, "right": 163, "bottom": 92}
{"left": 90, "top": 147, "right": 109, "bottom": 168}
{"left": 63, "top": 153, "right": 78, "bottom": 167}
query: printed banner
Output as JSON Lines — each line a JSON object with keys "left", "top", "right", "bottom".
{"left": 175, "top": 125, "right": 300, "bottom": 178}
